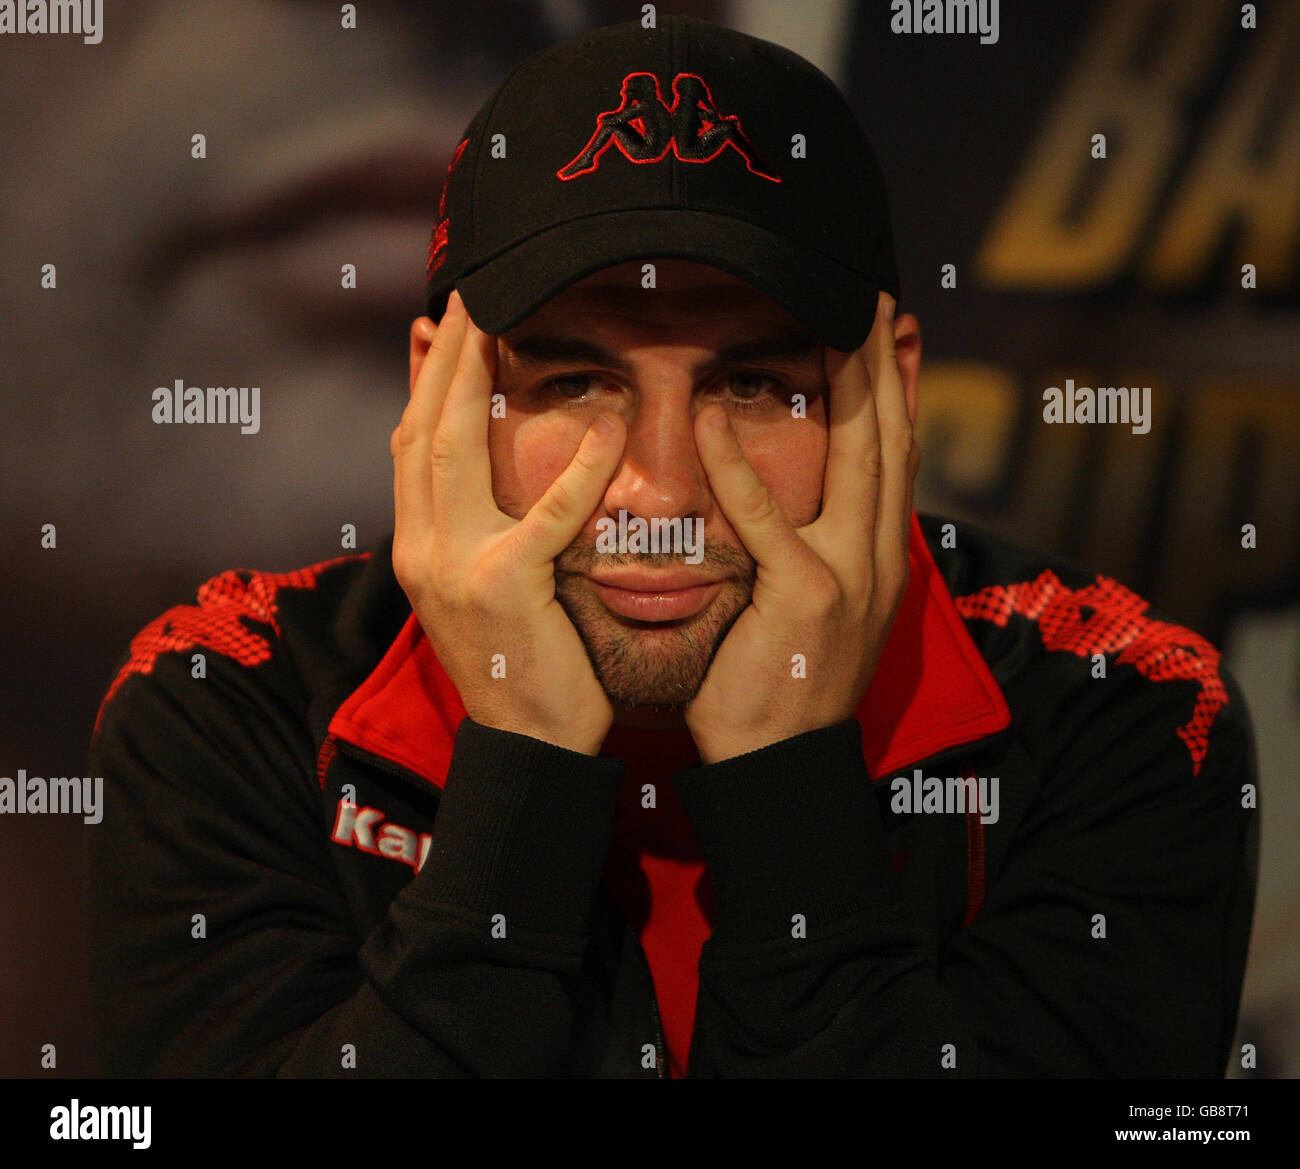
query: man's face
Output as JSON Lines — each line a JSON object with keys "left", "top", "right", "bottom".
{"left": 490, "top": 259, "right": 830, "bottom": 718}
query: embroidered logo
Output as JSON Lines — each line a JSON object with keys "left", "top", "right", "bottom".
{"left": 954, "top": 571, "right": 1228, "bottom": 777}
{"left": 427, "top": 137, "right": 470, "bottom": 278}
{"left": 557, "top": 71, "right": 780, "bottom": 182}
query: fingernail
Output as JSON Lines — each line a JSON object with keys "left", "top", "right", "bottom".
{"left": 591, "top": 413, "right": 614, "bottom": 437}
{"left": 446, "top": 290, "right": 464, "bottom": 318}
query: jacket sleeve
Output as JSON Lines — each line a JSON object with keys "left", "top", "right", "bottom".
{"left": 670, "top": 668, "right": 1258, "bottom": 1077}
{"left": 86, "top": 643, "right": 624, "bottom": 1078}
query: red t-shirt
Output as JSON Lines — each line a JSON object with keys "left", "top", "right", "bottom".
{"left": 599, "top": 724, "right": 714, "bottom": 1078}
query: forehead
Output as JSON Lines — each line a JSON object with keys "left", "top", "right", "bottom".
{"left": 506, "top": 259, "right": 805, "bottom": 334}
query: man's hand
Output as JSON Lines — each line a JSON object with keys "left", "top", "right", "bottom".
{"left": 684, "top": 292, "right": 919, "bottom": 764}
{"left": 390, "top": 290, "right": 626, "bottom": 756}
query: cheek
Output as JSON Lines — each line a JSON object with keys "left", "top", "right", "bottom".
{"left": 736, "top": 416, "right": 828, "bottom": 528}
{"left": 491, "top": 412, "right": 590, "bottom": 516}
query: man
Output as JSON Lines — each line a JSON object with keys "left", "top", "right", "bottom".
{"left": 86, "top": 14, "right": 1257, "bottom": 1078}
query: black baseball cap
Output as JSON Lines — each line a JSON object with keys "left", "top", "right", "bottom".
{"left": 424, "top": 14, "right": 899, "bottom": 352}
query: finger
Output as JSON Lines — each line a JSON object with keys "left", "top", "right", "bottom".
{"left": 515, "top": 412, "right": 627, "bottom": 564}
{"left": 430, "top": 302, "right": 500, "bottom": 533}
{"left": 695, "top": 404, "right": 804, "bottom": 574}
{"left": 392, "top": 291, "right": 469, "bottom": 538}
{"left": 864, "top": 292, "right": 914, "bottom": 593}
{"left": 815, "top": 338, "right": 880, "bottom": 580}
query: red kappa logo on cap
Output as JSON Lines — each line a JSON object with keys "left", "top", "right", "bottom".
{"left": 557, "top": 72, "right": 780, "bottom": 183}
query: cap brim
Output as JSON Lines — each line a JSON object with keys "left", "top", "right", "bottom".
{"left": 446, "top": 209, "right": 885, "bottom": 352}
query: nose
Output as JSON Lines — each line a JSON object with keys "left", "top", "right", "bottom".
{"left": 601, "top": 379, "right": 711, "bottom": 533}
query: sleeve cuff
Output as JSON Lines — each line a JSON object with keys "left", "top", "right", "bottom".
{"left": 410, "top": 717, "right": 625, "bottom": 936}
{"left": 671, "top": 719, "right": 900, "bottom": 942}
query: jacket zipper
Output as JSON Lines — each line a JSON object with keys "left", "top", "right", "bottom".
{"left": 651, "top": 991, "right": 667, "bottom": 1080}
{"left": 629, "top": 922, "right": 667, "bottom": 1080}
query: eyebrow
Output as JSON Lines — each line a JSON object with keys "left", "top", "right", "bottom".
{"left": 504, "top": 329, "right": 821, "bottom": 377}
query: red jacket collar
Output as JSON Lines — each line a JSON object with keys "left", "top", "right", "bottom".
{"left": 328, "top": 513, "right": 1011, "bottom": 787}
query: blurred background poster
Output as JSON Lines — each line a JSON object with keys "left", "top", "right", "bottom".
{"left": 1, "top": 0, "right": 1295, "bottom": 1077}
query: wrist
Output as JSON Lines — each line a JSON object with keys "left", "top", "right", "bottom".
{"left": 689, "top": 727, "right": 785, "bottom": 765}
{"left": 469, "top": 709, "right": 606, "bottom": 756}
{"left": 689, "top": 717, "right": 848, "bottom": 764}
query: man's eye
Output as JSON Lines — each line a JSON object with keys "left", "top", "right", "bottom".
{"left": 542, "top": 374, "right": 605, "bottom": 402}
{"left": 723, "top": 371, "right": 778, "bottom": 400}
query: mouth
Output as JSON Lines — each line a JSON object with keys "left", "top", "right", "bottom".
{"left": 588, "top": 574, "right": 725, "bottom": 623}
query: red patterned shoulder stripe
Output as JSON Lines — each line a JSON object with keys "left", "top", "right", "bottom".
{"left": 92, "top": 553, "right": 369, "bottom": 740}
{"left": 954, "top": 570, "right": 1228, "bottom": 778}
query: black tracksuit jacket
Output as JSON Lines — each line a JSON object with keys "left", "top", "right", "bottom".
{"left": 84, "top": 512, "right": 1259, "bottom": 1077}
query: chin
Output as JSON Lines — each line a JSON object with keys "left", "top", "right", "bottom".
{"left": 558, "top": 579, "right": 748, "bottom": 709}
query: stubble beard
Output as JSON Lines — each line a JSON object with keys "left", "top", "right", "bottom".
{"left": 554, "top": 542, "right": 756, "bottom": 710}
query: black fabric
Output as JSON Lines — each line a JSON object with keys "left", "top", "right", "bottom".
{"left": 84, "top": 514, "right": 1258, "bottom": 1077}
